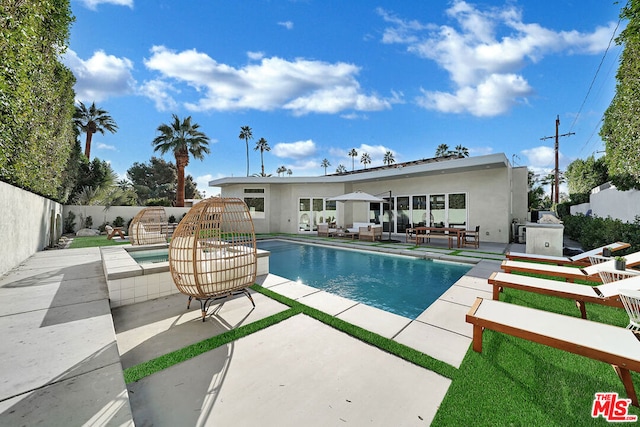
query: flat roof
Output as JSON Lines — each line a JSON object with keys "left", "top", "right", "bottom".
{"left": 209, "top": 153, "right": 512, "bottom": 187}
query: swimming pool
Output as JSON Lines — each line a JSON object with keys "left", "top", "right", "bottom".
{"left": 257, "top": 240, "right": 471, "bottom": 319}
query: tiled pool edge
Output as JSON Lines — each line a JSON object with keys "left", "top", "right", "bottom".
{"left": 101, "top": 244, "right": 270, "bottom": 308}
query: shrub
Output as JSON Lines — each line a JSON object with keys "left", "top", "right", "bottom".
{"left": 63, "top": 211, "right": 76, "bottom": 234}
{"left": 168, "top": 214, "right": 176, "bottom": 223}
{"left": 84, "top": 216, "right": 93, "bottom": 228}
{"left": 147, "top": 198, "right": 172, "bottom": 206}
{"left": 563, "top": 213, "right": 640, "bottom": 255}
{"left": 113, "top": 216, "right": 125, "bottom": 227}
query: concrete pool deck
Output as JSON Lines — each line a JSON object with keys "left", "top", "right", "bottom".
{"left": 0, "top": 237, "right": 518, "bottom": 425}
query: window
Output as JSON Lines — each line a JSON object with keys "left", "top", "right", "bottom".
{"left": 244, "top": 197, "right": 265, "bottom": 219}
{"left": 244, "top": 188, "right": 265, "bottom": 194}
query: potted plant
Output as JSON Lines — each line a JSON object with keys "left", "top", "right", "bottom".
{"left": 615, "top": 256, "right": 627, "bottom": 271}
{"left": 603, "top": 247, "right": 613, "bottom": 257}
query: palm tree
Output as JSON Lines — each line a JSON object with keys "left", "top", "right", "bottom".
{"left": 74, "top": 101, "right": 118, "bottom": 159}
{"left": 348, "top": 148, "right": 358, "bottom": 171}
{"left": 254, "top": 137, "right": 270, "bottom": 176}
{"left": 276, "top": 165, "right": 287, "bottom": 176}
{"left": 287, "top": 168, "right": 292, "bottom": 176}
{"left": 383, "top": 151, "right": 395, "bottom": 165}
{"left": 435, "top": 144, "right": 450, "bottom": 157}
{"left": 321, "top": 158, "right": 331, "bottom": 175}
{"left": 360, "top": 152, "right": 371, "bottom": 169}
{"left": 239, "top": 125, "right": 253, "bottom": 177}
{"left": 454, "top": 145, "right": 469, "bottom": 157}
{"left": 336, "top": 164, "right": 347, "bottom": 174}
{"left": 152, "top": 114, "right": 210, "bottom": 207}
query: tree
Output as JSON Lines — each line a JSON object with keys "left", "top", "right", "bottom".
{"left": 152, "top": 115, "right": 210, "bottom": 207}
{"left": 565, "top": 155, "right": 609, "bottom": 201}
{"left": 73, "top": 101, "right": 118, "bottom": 159}
{"left": 454, "top": 145, "right": 469, "bottom": 157}
{"left": 348, "top": 148, "right": 358, "bottom": 171}
{"left": 239, "top": 125, "right": 253, "bottom": 177}
{"left": 435, "top": 144, "right": 450, "bottom": 157}
{"left": 321, "top": 158, "right": 331, "bottom": 175}
{"left": 287, "top": 168, "right": 293, "bottom": 176}
{"left": 528, "top": 170, "right": 546, "bottom": 210}
{"left": 360, "top": 152, "right": 371, "bottom": 169}
{"left": 276, "top": 165, "right": 287, "bottom": 176}
{"left": 383, "top": 151, "right": 395, "bottom": 165}
{"left": 336, "top": 164, "right": 347, "bottom": 174}
{"left": 600, "top": 0, "right": 640, "bottom": 187}
{"left": 127, "top": 157, "right": 177, "bottom": 204}
{"left": 254, "top": 137, "right": 270, "bottom": 176}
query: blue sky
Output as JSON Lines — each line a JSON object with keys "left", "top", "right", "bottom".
{"left": 64, "top": 0, "right": 624, "bottom": 196}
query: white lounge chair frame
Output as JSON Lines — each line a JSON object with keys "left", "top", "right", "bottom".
{"left": 489, "top": 271, "right": 640, "bottom": 319}
{"left": 506, "top": 242, "right": 630, "bottom": 266}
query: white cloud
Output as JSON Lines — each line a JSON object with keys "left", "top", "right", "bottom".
{"left": 278, "top": 21, "right": 294, "bottom": 30}
{"left": 139, "top": 79, "right": 178, "bottom": 111}
{"left": 247, "top": 51, "right": 265, "bottom": 60}
{"left": 522, "top": 145, "right": 568, "bottom": 169}
{"left": 63, "top": 49, "right": 136, "bottom": 102}
{"left": 143, "top": 45, "right": 398, "bottom": 115}
{"left": 96, "top": 142, "right": 116, "bottom": 151}
{"left": 77, "top": 0, "right": 133, "bottom": 10}
{"left": 379, "top": 0, "right": 618, "bottom": 117}
{"left": 272, "top": 140, "right": 317, "bottom": 159}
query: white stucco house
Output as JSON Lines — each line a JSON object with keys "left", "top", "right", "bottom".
{"left": 209, "top": 153, "right": 528, "bottom": 244}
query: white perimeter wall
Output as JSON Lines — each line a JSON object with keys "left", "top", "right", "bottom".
{"left": 0, "top": 182, "right": 63, "bottom": 276}
{"left": 62, "top": 205, "right": 193, "bottom": 232}
{"left": 570, "top": 184, "right": 640, "bottom": 223}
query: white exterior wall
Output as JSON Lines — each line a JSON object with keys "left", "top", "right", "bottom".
{"left": 219, "top": 165, "right": 522, "bottom": 243}
{"left": 62, "top": 205, "right": 192, "bottom": 232}
{"left": 0, "top": 182, "right": 63, "bottom": 276}
{"left": 569, "top": 184, "right": 640, "bottom": 223}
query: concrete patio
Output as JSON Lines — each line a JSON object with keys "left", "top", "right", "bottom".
{"left": 0, "top": 237, "right": 514, "bottom": 425}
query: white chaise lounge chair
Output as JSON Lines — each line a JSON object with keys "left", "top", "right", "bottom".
{"left": 489, "top": 270, "right": 640, "bottom": 319}
{"left": 466, "top": 297, "right": 640, "bottom": 407}
{"left": 506, "top": 242, "right": 630, "bottom": 266}
{"left": 500, "top": 251, "right": 640, "bottom": 283}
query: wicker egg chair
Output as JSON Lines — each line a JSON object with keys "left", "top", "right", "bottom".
{"left": 169, "top": 197, "right": 257, "bottom": 321}
{"left": 128, "top": 207, "right": 169, "bottom": 245}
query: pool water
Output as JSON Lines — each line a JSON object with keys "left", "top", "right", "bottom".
{"left": 257, "top": 240, "right": 471, "bottom": 319}
{"left": 128, "top": 248, "right": 169, "bottom": 264}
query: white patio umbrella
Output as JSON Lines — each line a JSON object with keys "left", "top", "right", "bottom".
{"left": 326, "top": 191, "right": 384, "bottom": 203}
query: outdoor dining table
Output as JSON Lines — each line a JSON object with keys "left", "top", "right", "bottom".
{"left": 412, "top": 226, "right": 465, "bottom": 248}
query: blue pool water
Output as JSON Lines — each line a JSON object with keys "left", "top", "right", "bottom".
{"left": 257, "top": 240, "right": 471, "bottom": 319}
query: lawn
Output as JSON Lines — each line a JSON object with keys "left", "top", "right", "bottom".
{"left": 68, "top": 235, "right": 130, "bottom": 248}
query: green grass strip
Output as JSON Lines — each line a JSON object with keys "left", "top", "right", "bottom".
{"left": 251, "top": 284, "right": 458, "bottom": 380}
{"left": 123, "top": 307, "right": 300, "bottom": 383}
{"left": 68, "top": 235, "right": 130, "bottom": 248}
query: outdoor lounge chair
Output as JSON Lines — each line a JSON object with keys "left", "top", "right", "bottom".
{"left": 489, "top": 270, "right": 640, "bottom": 319}
{"left": 506, "top": 242, "right": 630, "bottom": 266}
{"left": 169, "top": 198, "right": 257, "bottom": 321}
{"left": 500, "top": 251, "right": 640, "bottom": 282}
{"left": 317, "top": 223, "right": 336, "bottom": 237}
{"left": 466, "top": 297, "right": 640, "bottom": 407}
{"left": 358, "top": 224, "right": 382, "bottom": 242}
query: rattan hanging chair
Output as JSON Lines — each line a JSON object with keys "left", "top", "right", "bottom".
{"left": 128, "top": 207, "right": 169, "bottom": 245}
{"left": 169, "top": 197, "right": 257, "bottom": 321}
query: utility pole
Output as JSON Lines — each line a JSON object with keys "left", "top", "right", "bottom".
{"left": 540, "top": 115, "right": 574, "bottom": 204}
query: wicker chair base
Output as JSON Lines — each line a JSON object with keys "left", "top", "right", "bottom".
{"left": 187, "top": 289, "right": 255, "bottom": 322}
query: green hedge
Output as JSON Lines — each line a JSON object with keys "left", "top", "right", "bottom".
{"left": 562, "top": 213, "right": 640, "bottom": 255}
